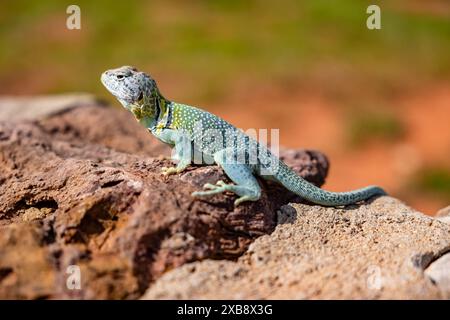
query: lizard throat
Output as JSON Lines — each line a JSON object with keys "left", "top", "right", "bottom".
{"left": 131, "top": 93, "right": 168, "bottom": 128}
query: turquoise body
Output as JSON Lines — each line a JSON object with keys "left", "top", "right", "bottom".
{"left": 151, "top": 101, "right": 386, "bottom": 206}
{"left": 101, "top": 66, "right": 386, "bottom": 206}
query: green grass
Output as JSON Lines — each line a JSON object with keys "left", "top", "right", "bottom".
{"left": 346, "top": 110, "right": 404, "bottom": 146}
{"left": 0, "top": 0, "right": 449, "bottom": 104}
{"left": 411, "top": 167, "right": 450, "bottom": 200}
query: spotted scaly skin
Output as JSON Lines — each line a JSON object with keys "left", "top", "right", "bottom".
{"left": 101, "top": 66, "right": 386, "bottom": 206}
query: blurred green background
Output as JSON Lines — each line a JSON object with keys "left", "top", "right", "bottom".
{"left": 0, "top": 0, "right": 449, "bottom": 214}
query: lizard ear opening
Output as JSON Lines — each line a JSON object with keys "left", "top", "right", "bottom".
{"left": 138, "top": 92, "right": 143, "bottom": 101}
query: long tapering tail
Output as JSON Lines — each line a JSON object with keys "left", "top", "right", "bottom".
{"left": 274, "top": 160, "right": 386, "bottom": 206}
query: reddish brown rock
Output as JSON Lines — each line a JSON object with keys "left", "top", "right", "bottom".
{"left": 143, "top": 198, "right": 450, "bottom": 300}
{"left": 0, "top": 100, "right": 329, "bottom": 299}
{"left": 0, "top": 223, "right": 56, "bottom": 299}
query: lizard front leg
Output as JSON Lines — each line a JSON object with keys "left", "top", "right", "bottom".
{"left": 155, "top": 129, "right": 192, "bottom": 176}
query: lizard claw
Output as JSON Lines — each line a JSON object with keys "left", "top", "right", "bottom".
{"left": 161, "top": 166, "right": 178, "bottom": 176}
{"left": 203, "top": 183, "right": 217, "bottom": 190}
{"left": 216, "top": 180, "right": 227, "bottom": 187}
{"left": 192, "top": 180, "right": 232, "bottom": 198}
{"left": 234, "top": 195, "right": 252, "bottom": 206}
{"left": 202, "top": 180, "right": 227, "bottom": 190}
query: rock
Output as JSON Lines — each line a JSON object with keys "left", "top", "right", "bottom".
{"left": 38, "top": 101, "right": 170, "bottom": 158}
{"left": 0, "top": 98, "right": 329, "bottom": 299}
{"left": 142, "top": 197, "right": 450, "bottom": 299}
{"left": 0, "top": 94, "right": 102, "bottom": 121}
{"left": 436, "top": 206, "right": 450, "bottom": 224}
{"left": 424, "top": 253, "right": 450, "bottom": 298}
{"left": 279, "top": 148, "right": 329, "bottom": 188}
{"left": 0, "top": 224, "right": 56, "bottom": 299}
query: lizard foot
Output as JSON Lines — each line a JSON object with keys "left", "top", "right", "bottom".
{"left": 234, "top": 195, "right": 253, "bottom": 206}
{"left": 161, "top": 166, "right": 184, "bottom": 176}
{"left": 191, "top": 180, "right": 232, "bottom": 198}
{"left": 192, "top": 180, "right": 258, "bottom": 206}
{"left": 203, "top": 180, "right": 227, "bottom": 189}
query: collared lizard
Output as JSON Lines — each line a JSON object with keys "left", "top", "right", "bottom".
{"left": 101, "top": 66, "right": 386, "bottom": 206}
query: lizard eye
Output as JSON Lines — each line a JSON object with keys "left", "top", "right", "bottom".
{"left": 116, "top": 75, "right": 124, "bottom": 79}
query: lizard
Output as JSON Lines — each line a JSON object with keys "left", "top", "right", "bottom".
{"left": 101, "top": 66, "right": 386, "bottom": 206}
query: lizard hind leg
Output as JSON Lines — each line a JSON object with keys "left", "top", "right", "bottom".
{"left": 192, "top": 161, "right": 262, "bottom": 206}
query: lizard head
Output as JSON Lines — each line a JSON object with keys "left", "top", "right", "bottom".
{"left": 101, "top": 66, "right": 157, "bottom": 110}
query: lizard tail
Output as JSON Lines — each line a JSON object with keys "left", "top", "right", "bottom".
{"left": 273, "top": 161, "right": 386, "bottom": 206}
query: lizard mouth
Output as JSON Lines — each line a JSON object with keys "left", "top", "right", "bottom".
{"left": 100, "top": 72, "right": 109, "bottom": 86}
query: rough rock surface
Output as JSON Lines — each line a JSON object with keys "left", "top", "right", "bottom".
{"left": 0, "top": 96, "right": 329, "bottom": 299}
{"left": 143, "top": 197, "right": 450, "bottom": 299}
{"left": 436, "top": 206, "right": 450, "bottom": 224}
{"left": 425, "top": 253, "right": 450, "bottom": 298}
